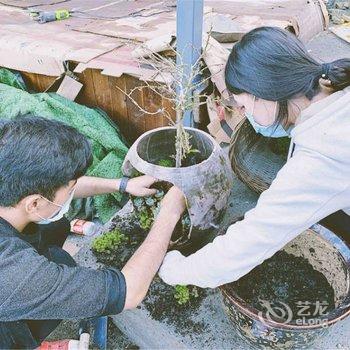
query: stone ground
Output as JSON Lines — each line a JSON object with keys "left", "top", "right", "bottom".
{"left": 48, "top": 172, "right": 259, "bottom": 348}
{"left": 48, "top": 29, "right": 350, "bottom": 349}
{"left": 50, "top": 175, "right": 350, "bottom": 349}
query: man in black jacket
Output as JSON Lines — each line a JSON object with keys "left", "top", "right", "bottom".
{"left": 0, "top": 116, "right": 185, "bottom": 348}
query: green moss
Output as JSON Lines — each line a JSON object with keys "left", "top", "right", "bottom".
{"left": 173, "top": 285, "right": 199, "bottom": 305}
{"left": 131, "top": 181, "right": 190, "bottom": 245}
{"left": 139, "top": 209, "right": 154, "bottom": 230}
{"left": 174, "top": 285, "right": 190, "bottom": 305}
{"left": 91, "top": 229, "right": 127, "bottom": 254}
{"left": 157, "top": 158, "right": 175, "bottom": 167}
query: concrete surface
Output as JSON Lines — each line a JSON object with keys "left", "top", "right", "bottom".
{"left": 109, "top": 175, "right": 350, "bottom": 350}
{"left": 59, "top": 173, "right": 350, "bottom": 349}
{"left": 307, "top": 30, "right": 350, "bottom": 62}
{"left": 47, "top": 318, "right": 136, "bottom": 349}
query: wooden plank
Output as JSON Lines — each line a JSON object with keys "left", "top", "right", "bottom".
{"left": 76, "top": 68, "right": 97, "bottom": 108}
{"left": 19, "top": 70, "right": 173, "bottom": 143}
{"left": 124, "top": 75, "right": 146, "bottom": 142}
{"left": 108, "top": 75, "right": 129, "bottom": 141}
{"left": 162, "top": 95, "right": 176, "bottom": 127}
{"left": 142, "top": 84, "right": 163, "bottom": 132}
{"left": 21, "top": 71, "right": 57, "bottom": 92}
{"left": 90, "top": 69, "right": 113, "bottom": 116}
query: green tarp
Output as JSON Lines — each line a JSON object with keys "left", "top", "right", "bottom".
{"left": 0, "top": 68, "right": 128, "bottom": 223}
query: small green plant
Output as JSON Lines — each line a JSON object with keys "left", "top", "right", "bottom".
{"left": 174, "top": 285, "right": 190, "bottom": 305}
{"left": 173, "top": 285, "right": 199, "bottom": 305}
{"left": 92, "top": 229, "right": 127, "bottom": 254}
{"left": 139, "top": 209, "right": 154, "bottom": 230}
{"left": 133, "top": 190, "right": 190, "bottom": 235}
{"left": 131, "top": 178, "right": 190, "bottom": 245}
{"left": 157, "top": 158, "right": 175, "bottom": 167}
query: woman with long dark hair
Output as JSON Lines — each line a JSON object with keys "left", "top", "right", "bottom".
{"left": 225, "top": 26, "right": 350, "bottom": 138}
{"left": 159, "top": 27, "right": 350, "bottom": 288}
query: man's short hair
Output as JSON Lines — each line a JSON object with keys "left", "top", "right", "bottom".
{"left": 0, "top": 115, "right": 92, "bottom": 207}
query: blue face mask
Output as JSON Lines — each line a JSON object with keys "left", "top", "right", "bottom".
{"left": 245, "top": 98, "right": 292, "bottom": 138}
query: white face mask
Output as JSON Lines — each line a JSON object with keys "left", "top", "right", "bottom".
{"left": 36, "top": 189, "right": 75, "bottom": 225}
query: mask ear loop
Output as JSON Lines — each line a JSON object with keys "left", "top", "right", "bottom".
{"left": 251, "top": 95, "right": 256, "bottom": 118}
{"left": 40, "top": 187, "right": 76, "bottom": 209}
{"left": 276, "top": 101, "right": 291, "bottom": 132}
{"left": 35, "top": 198, "right": 62, "bottom": 222}
{"left": 270, "top": 101, "right": 279, "bottom": 135}
{"left": 40, "top": 196, "right": 63, "bottom": 209}
{"left": 253, "top": 96, "right": 278, "bottom": 127}
{"left": 273, "top": 101, "right": 278, "bottom": 124}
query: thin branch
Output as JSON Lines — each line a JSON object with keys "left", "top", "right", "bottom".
{"left": 114, "top": 84, "right": 164, "bottom": 116}
{"left": 119, "top": 32, "right": 223, "bottom": 167}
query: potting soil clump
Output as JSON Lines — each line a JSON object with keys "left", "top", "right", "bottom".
{"left": 228, "top": 251, "right": 335, "bottom": 323}
{"left": 92, "top": 176, "right": 192, "bottom": 267}
{"left": 131, "top": 179, "right": 191, "bottom": 247}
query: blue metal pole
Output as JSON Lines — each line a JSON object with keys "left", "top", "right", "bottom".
{"left": 176, "top": 0, "right": 204, "bottom": 127}
{"left": 92, "top": 316, "right": 108, "bottom": 349}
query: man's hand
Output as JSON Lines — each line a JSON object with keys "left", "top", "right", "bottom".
{"left": 160, "top": 186, "right": 187, "bottom": 219}
{"left": 157, "top": 187, "right": 187, "bottom": 286}
{"left": 74, "top": 176, "right": 157, "bottom": 198}
{"left": 122, "top": 185, "right": 186, "bottom": 310}
{"left": 126, "top": 175, "right": 157, "bottom": 197}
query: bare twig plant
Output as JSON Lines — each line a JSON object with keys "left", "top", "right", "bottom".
{"left": 114, "top": 35, "right": 215, "bottom": 167}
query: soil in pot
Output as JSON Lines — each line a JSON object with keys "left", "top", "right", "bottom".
{"left": 130, "top": 179, "right": 192, "bottom": 248}
{"left": 226, "top": 251, "right": 335, "bottom": 323}
{"left": 155, "top": 150, "right": 208, "bottom": 168}
{"left": 135, "top": 129, "right": 213, "bottom": 169}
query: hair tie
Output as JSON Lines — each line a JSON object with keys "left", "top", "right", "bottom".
{"left": 321, "top": 63, "right": 331, "bottom": 79}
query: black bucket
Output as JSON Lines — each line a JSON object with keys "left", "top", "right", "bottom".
{"left": 220, "top": 227, "right": 350, "bottom": 349}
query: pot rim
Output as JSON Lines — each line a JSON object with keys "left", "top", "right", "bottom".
{"left": 220, "top": 227, "right": 350, "bottom": 331}
{"left": 133, "top": 126, "right": 218, "bottom": 170}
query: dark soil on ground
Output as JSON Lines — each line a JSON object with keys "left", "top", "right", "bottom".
{"left": 142, "top": 276, "right": 208, "bottom": 336}
{"left": 92, "top": 227, "right": 209, "bottom": 339}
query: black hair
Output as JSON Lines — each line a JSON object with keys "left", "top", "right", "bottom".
{"left": 0, "top": 115, "right": 92, "bottom": 207}
{"left": 225, "top": 27, "right": 350, "bottom": 123}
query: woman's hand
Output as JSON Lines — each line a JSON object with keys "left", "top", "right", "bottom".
{"left": 126, "top": 175, "right": 157, "bottom": 197}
